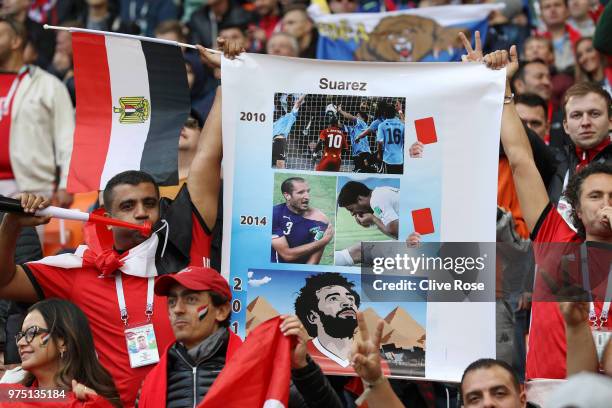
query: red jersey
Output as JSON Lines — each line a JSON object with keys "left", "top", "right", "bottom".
{"left": 22, "top": 265, "right": 175, "bottom": 408}
{"left": 319, "top": 126, "right": 347, "bottom": 157}
{"left": 307, "top": 338, "right": 390, "bottom": 376}
{"left": 22, "top": 185, "right": 213, "bottom": 407}
{"left": 527, "top": 204, "right": 611, "bottom": 380}
{"left": 0, "top": 73, "right": 19, "bottom": 180}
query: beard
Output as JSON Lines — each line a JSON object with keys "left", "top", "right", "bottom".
{"left": 318, "top": 309, "right": 358, "bottom": 339}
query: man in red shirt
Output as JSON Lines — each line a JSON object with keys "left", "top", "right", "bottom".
{"left": 250, "top": 0, "right": 282, "bottom": 52}
{"left": 0, "top": 41, "right": 239, "bottom": 407}
{"left": 485, "top": 45, "right": 612, "bottom": 387}
{"left": 314, "top": 114, "right": 348, "bottom": 172}
{"left": 0, "top": 70, "right": 21, "bottom": 181}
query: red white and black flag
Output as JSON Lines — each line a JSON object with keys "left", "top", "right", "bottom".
{"left": 68, "top": 31, "right": 190, "bottom": 192}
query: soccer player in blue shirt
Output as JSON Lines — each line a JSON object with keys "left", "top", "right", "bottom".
{"left": 376, "top": 103, "right": 405, "bottom": 174}
{"left": 272, "top": 94, "right": 305, "bottom": 168}
{"left": 337, "top": 105, "right": 375, "bottom": 173}
{"left": 353, "top": 101, "right": 389, "bottom": 172}
{"left": 271, "top": 177, "right": 334, "bottom": 264}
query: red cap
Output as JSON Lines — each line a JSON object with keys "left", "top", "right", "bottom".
{"left": 154, "top": 266, "right": 231, "bottom": 300}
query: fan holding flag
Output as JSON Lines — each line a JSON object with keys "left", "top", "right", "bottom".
{"left": 139, "top": 266, "right": 343, "bottom": 408}
{"left": 0, "top": 35, "right": 241, "bottom": 408}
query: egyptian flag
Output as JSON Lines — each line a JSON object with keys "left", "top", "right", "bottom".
{"left": 198, "top": 317, "right": 292, "bottom": 408}
{"left": 68, "top": 32, "right": 190, "bottom": 192}
{"left": 198, "top": 305, "right": 209, "bottom": 320}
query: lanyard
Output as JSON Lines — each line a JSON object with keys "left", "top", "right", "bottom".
{"left": 115, "top": 273, "right": 154, "bottom": 326}
{"left": 580, "top": 245, "right": 612, "bottom": 329}
{"left": 0, "top": 66, "right": 28, "bottom": 120}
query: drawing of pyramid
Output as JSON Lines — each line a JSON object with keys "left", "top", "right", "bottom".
{"left": 246, "top": 296, "right": 279, "bottom": 334}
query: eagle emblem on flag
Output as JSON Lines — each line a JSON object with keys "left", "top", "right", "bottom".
{"left": 113, "top": 96, "right": 150, "bottom": 124}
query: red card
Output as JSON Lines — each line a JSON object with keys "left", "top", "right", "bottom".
{"left": 414, "top": 117, "right": 437, "bottom": 144}
{"left": 412, "top": 208, "right": 435, "bottom": 235}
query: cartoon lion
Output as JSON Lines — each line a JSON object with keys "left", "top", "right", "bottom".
{"left": 354, "top": 14, "right": 469, "bottom": 62}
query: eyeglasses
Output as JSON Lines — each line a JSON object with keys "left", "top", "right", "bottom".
{"left": 184, "top": 117, "right": 200, "bottom": 129}
{"left": 15, "top": 326, "right": 50, "bottom": 345}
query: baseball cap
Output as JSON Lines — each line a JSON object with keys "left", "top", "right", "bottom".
{"left": 154, "top": 266, "right": 231, "bottom": 300}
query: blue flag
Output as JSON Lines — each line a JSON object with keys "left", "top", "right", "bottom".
{"left": 314, "top": 4, "right": 501, "bottom": 62}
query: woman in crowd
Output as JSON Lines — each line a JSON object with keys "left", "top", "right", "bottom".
{"left": 1, "top": 299, "right": 121, "bottom": 407}
{"left": 574, "top": 37, "right": 612, "bottom": 95}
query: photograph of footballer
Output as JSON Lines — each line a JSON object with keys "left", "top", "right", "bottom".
{"left": 272, "top": 93, "right": 422, "bottom": 173}
{"left": 334, "top": 177, "right": 400, "bottom": 266}
{"left": 271, "top": 173, "right": 337, "bottom": 265}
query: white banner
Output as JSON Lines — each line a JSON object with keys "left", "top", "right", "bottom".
{"left": 221, "top": 53, "right": 505, "bottom": 381}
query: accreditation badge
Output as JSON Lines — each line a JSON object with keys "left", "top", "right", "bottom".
{"left": 592, "top": 329, "right": 611, "bottom": 361}
{"left": 124, "top": 323, "right": 160, "bottom": 368}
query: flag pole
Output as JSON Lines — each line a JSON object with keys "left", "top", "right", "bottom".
{"left": 43, "top": 25, "right": 221, "bottom": 54}
{"left": 0, "top": 196, "right": 152, "bottom": 236}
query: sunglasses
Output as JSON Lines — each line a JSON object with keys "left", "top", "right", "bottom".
{"left": 184, "top": 117, "right": 200, "bottom": 129}
{"left": 16, "top": 326, "right": 50, "bottom": 345}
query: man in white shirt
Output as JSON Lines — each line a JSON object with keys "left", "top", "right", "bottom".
{"left": 337, "top": 180, "right": 399, "bottom": 239}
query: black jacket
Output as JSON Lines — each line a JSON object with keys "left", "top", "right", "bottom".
{"left": 547, "top": 142, "right": 612, "bottom": 204}
{"left": 165, "top": 330, "right": 227, "bottom": 408}
{"left": 165, "top": 329, "right": 343, "bottom": 408}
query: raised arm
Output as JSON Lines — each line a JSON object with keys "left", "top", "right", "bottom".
{"left": 486, "top": 48, "right": 550, "bottom": 231}
{"left": 460, "top": 30, "right": 550, "bottom": 232}
{"left": 0, "top": 194, "right": 48, "bottom": 303}
{"left": 337, "top": 105, "right": 357, "bottom": 122}
{"left": 189, "top": 40, "right": 243, "bottom": 230}
{"left": 294, "top": 94, "right": 305, "bottom": 111}
{"left": 394, "top": 100, "right": 404, "bottom": 122}
{"left": 560, "top": 302, "right": 599, "bottom": 375}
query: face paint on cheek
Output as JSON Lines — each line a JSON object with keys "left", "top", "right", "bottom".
{"left": 198, "top": 305, "right": 209, "bottom": 321}
{"left": 40, "top": 333, "right": 50, "bottom": 346}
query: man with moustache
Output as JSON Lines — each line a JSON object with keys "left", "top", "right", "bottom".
{"left": 139, "top": 266, "right": 343, "bottom": 408}
{"left": 295, "top": 272, "right": 392, "bottom": 377}
{"left": 295, "top": 273, "right": 360, "bottom": 374}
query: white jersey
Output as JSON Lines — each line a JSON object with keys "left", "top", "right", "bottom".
{"left": 370, "top": 186, "right": 400, "bottom": 227}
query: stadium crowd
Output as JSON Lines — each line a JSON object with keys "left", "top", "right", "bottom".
{"left": 0, "top": 0, "right": 611, "bottom": 407}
